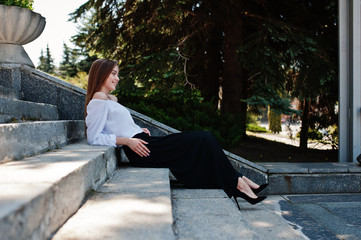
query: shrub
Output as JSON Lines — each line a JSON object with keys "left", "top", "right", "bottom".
{"left": 296, "top": 128, "right": 323, "bottom": 140}
{"left": 0, "top": 0, "right": 33, "bottom": 9}
{"left": 308, "top": 128, "right": 323, "bottom": 140}
{"left": 247, "top": 123, "right": 269, "bottom": 133}
{"left": 115, "top": 87, "right": 245, "bottom": 148}
{"left": 325, "top": 124, "right": 338, "bottom": 149}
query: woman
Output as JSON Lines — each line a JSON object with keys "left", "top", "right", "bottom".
{"left": 85, "top": 59, "right": 268, "bottom": 209}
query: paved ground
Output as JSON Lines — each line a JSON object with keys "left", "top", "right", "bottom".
{"left": 172, "top": 187, "right": 361, "bottom": 240}
{"left": 248, "top": 130, "right": 333, "bottom": 150}
{"left": 279, "top": 194, "right": 361, "bottom": 240}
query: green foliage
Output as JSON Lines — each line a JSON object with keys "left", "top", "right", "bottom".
{"left": 0, "top": 0, "right": 33, "bottom": 9}
{"left": 296, "top": 128, "right": 322, "bottom": 140}
{"left": 77, "top": 54, "right": 98, "bottom": 74}
{"left": 37, "top": 45, "right": 54, "bottom": 74}
{"left": 246, "top": 123, "right": 269, "bottom": 133}
{"left": 119, "top": 49, "right": 186, "bottom": 94}
{"left": 115, "top": 86, "right": 245, "bottom": 148}
{"left": 59, "top": 43, "right": 98, "bottom": 79}
{"left": 238, "top": 1, "right": 338, "bottom": 148}
{"left": 59, "top": 43, "right": 78, "bottom": 78}
{"left": 62, "top": 72, "right": 88, "bottom": 90}
{"left": 308, "top": 129, "right": 323, "bottom": 140}
{"left": 245, "top": 95, "right": 300, "bottom": 116}
{"left": 325, "top": 124, "right": 338, "bottom": 149}
{"left": 71, "top": 0, "right": 338, "bottom": 149}
{"left": 57, "top": 44, "right": 97, "bottom": 88}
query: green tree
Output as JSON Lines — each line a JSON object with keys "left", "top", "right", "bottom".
{"left": 37, "top": 44, "right": 55, "bottom": 74}
{"left": 76, "top": 54, "right": 98, "bottom": 74}
{"left": 59, "top": 43, "right": 79, "bottom": 78}
{"left": 288, "top": 1, "right": 338, "bottom": 149}
{"left": 37, "top": 49, "right": 46, "bottom": 71}
{"left": 70, "top": 0, "right": 338, "bottom": 148}
{"left": 238, "top": 0, "right": 338, "bottom": 148}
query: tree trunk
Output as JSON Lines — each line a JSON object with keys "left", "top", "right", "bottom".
{"left": 221, "top": 2, "right": 247, "bottom": 134}
{"left": 201, "top": 28, "right": 222, "bottom": 106}
{"left": 196, "top": 0, "right": 223, "bottom": 109}
{"left": 268, "top": 106, "right": 282, "bottom": 133}
{"left": 300, "top": 98, "right": 310, "bottom": 149}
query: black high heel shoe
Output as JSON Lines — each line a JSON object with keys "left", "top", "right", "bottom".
{"left": 251, "top": 183, "right": 269, "bottom": 194}
{"left": 232, "top": 192, "right": 267, "bottom": 210}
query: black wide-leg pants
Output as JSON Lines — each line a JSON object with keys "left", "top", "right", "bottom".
{"left": 123, "top": 131, "right": 243, "bottom": 198}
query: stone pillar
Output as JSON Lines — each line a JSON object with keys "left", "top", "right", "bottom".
{"left": 339, "top": 0, "right": 361, "bottom": 163}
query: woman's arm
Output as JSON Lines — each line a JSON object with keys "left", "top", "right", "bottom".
{"left": 86, "top": 100, "right": 117, "bottom": 146}
{"left": 116, "top": 137, "right": 150, "bottom": 157}
{"left": 142, "top": 128, "right": 151, "bottom": 136}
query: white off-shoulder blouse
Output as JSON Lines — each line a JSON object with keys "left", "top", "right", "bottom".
{"left": 85, "top": 99, "right": 143, "bottom": 146}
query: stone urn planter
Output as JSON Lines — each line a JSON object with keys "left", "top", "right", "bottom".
{"left": 0, "top": 5, "right": 46, "bottom": 67}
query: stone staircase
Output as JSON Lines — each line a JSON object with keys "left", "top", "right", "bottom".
{"left": 0, "top": 64, "right": 178, "bottom": 240}
{"left": 0, "top": 85, "right": 58, "bottom": 123}
{"left": 52, "top": 167, "right": 175, "bottom": 240}
{"left": 1, "top": 63, "right": 360, "bottom": 240}
{"left": 0, "top": 63, "right": 111, "bottom": 239}
{"left": 0, "top": 142, "right": 117, "bottom": 240}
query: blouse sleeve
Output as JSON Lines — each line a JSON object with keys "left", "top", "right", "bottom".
{"left": 86, "top": 100, "right": 117, "bottom": 147}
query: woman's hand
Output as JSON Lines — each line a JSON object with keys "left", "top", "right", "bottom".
{"left": 127, "top": 138, "right": 150, "bottom": 157}
{"left": 142, "top": 128, "right": 151, "bottom": 136}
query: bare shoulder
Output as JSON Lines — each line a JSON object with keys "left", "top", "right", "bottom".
{"left": 92, "top": 92, "right": 108, "bottom": 100}
{"left": 108, "top": 94, "right": 118, "bottom": 102}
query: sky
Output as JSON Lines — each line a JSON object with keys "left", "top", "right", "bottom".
{"left": 24, "top": 0, "right": 87, "bottom": 66}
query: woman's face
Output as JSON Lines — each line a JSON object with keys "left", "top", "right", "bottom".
{"left": 102, "top": 65, "right": 119, "bottom": 93}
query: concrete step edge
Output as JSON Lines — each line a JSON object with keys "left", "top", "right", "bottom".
{"left": 0, "top": 120, "right": 85, "bottom": 164}
{"left": 0, "top": 85, "right": 20, "bottom": 99}
{"left": 52, "top": 167, "right": 175, "bottom": 240}
{"left": 0, "top": 141, "right": 118, "bottom": 240}
{"left": 0, "top": 97, "right": 58, "bottom": 123}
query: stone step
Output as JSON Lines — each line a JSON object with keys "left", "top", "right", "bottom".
{"left": 0, "top": 85, "right": 20, "bottom": 99}
{"left": 171, "top": 189, "right": 308, "bottom": 240}
{"left": 258, "top": 162, "right": 361, "bottom": 194}
{"left": 0, "top": 141, "right": 117, "bottom": 240}
{"left": 0, "top": 97, "right": 58, "bottom": 123}
{"left": 0, "top": 120, "right": 85, "bottom": 164}
{"left": 52, "top": 167, "right": 175, "bottom": 240}
{"left": 172, "top": 189, "right": 361, "bottom": 239}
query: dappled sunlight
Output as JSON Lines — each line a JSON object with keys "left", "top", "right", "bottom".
{"left": 251, "top": 221, "right": 273, "bottom": 228}
{"left": 55, "top": 193, "right": 173, "bottom": 238}
{"left": 93, "top": 196, "right": 170, "bottom": 216}
{"left": 0, "top": 158, "right": 86, "bottom": 182}
{"left": 233, "top": 196, "right": 309, "bottom": 239}
{"left": 279, "top": 210, "right": 292, "bottom": 216}
{"left": 261, "top": 199, "right": 274, "bottom": 205}
{"left": 0, "top": 148, "right": 102, "bottom": 173}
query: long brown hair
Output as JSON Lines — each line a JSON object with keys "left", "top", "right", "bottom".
{"left": 85, "top": 59, "right": 118, "bottom": 109}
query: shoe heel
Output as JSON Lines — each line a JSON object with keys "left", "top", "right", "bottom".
{"left": 233, "top": 192, "right": 267, "bottom": 205}
{"left": 233, "top": 196, "right": 241, "bottom": 210}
